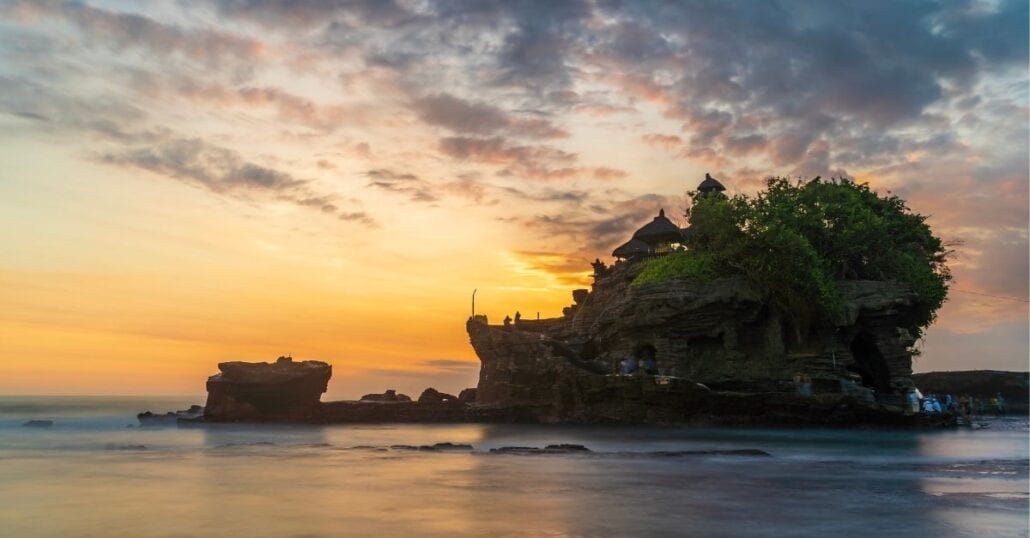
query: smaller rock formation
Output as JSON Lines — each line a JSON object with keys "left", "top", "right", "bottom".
{"left": 137, "top": 405, "right": 203, "bottom": 427}
{"left": 489, "top": 444, "right": 591, "bottom": 455}
{"left": 360, "top": 390, "right": 412, "bottom": 402}
{"left": 22, "top": 420, "right": 53, "bottom": 428}
{"left": 418, "top": 388, "right": 458, "bottom": 403}
{"left": 458, "top": 388, "right": 478, "bottom": 403}
{"left": 204, "top": 356, "right": 331, "bottom": 422}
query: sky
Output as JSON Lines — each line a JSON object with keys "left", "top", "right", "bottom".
{"left": 0, "top": 0, "right": 1027, "bottom": 398}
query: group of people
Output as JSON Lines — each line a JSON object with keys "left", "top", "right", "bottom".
{"left": 618, "top": 354, "right": 659, "bottom": 376}
{"left": 906, "top": 389, "right": 1009, "bottom": 416}
{"left": 502, "top": 311, "right": 522, "bottom": 327}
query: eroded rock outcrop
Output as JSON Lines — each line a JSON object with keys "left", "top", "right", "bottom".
{"left": 467, "top": 260, "right": 944, "bottom": 426}
{"left": 194, "top": 356, "right": 471, "bottom": 423}
{"left": 204, "top": 356, "right": 331, "bottom": 422}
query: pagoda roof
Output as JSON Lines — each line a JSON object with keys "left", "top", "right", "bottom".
{"left": 612, "top": 238, "right": 651, "bottom": 259}
{"left": 697, "top": 173, "right": 726, "bottom": 193}
{"left": 631, "top": 208, "right": 683, "bottom": 246}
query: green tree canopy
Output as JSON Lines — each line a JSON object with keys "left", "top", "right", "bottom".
{"left": 633, "top": 177, "right": 951, "bottom": 340}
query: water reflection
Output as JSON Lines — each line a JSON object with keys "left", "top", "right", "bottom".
{"left": 0, "top": 405, "right": 1025, "bottom": 537}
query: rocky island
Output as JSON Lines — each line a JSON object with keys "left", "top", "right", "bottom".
{"left": 165, "top": 175, "right": 978, "bottom": 428}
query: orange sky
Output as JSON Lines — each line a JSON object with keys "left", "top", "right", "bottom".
{"left": 0, "top": 1, "right": 1026, "bottom": 397}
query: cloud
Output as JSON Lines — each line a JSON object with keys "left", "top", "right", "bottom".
{"left": 438, "top": 136, "right": 624, "bottom": 181}
{"left": 519, "top": 193, "right": 685, "bottom": 253}
{"left": 420, "top": 359, "right": 478, "bottom": 371}
{"left": 412, "top": 93, "right": 567, "bottom": 138}
{"left": 103, "top": 138, "right": 303, "bottom": 193}
{"left": 512, "top": 251, "right": 593, "bottom": 286}
{"left": 1, "top": 0, "right": 1026, "bottom": 335}
{"left": 130, "top": 72, "right": 364, "bottom": 131}
{"left": 4, "top": 0, "right": 264, "bottom": 68}
{"left": 365, "top": 168, "right": 438, "bottom": 203}
{"left": 103, "top": 137, "right": 376, "bottom": 226}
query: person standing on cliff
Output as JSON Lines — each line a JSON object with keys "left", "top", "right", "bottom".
{"left": 503, "top": 315, "right": 512, "bottom": 328}
{"left": 514, "top": 311, "right": 522, "bottom": 324}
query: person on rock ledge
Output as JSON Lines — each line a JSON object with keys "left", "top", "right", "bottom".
{"left": 503, "top": 315, "right": 512, "bottom": 328}
{"left": 514, "top": 311, "right": 522, "bottom": 324}
{"left": 620, "top": 355, "right": 639, "bottom": 375}
{"left": 641, "top": 351, "right": 658, "bottom": 376}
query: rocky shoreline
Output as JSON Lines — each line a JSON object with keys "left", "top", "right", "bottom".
{"left": 151, "top": 355, "right": 960, "bottom": 428}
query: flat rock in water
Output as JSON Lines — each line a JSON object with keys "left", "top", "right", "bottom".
{"left": 646, "top": 449, "right": 771, "bottom": 457}
{"left": 426, "top": 439, "right": 473, "bottom": 447}
{"left": 490, "top": 444, "right": 592, "bottom": 455}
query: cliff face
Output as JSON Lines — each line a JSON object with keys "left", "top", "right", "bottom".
{"left": 468, "top": 261, "right": 928, "bottom": 424}
{"left": 204, "top": 357, "right": 331, "bottom": 422}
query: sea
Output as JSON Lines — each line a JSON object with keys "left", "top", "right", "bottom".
{"left": 1, "top": 396, "right": 1027, "bottom": 537}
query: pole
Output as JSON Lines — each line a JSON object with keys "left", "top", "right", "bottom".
{"left": 471, "top": 289, "right": 477, "bottom": 317}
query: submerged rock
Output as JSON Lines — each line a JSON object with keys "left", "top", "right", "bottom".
{"left": 21, "top": 420, "right": 53, "bottom": 428}
{"left": 105, "top": 444, "right": 148, "bottom": 451}
{"left": 645, "top": 449, "right": 771, "bottom": 457}
{"left": 359, "top": 390, "right": 412, "bottom": 402}
{"left": 137, "top": 405, "right": 203, "bottom": 427}
{"left": 490, "top": 444, "right": 592, "bottom": 455}
{"left": 422, "top": 442, "right": 474, "bottom": 451}
{"left": 418, "top": 388, "right": 459, "bottom": 403}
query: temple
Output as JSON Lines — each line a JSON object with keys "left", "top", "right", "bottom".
{"left": 611, "top": 173, "right": 725, "bottom": 261}
{"left": 465, "top": 173, "right": 944, "bottom": 425}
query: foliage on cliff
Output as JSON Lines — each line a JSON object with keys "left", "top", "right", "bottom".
{"left": 633, "top": 251, "right": 719, "bottom": 285}
{"left": 633, "top": 177, "right": 951, "bottom": 338}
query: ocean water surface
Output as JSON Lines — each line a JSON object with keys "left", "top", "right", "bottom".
{"left": 1, "top": 396, "right": 1027, "bottom": 537}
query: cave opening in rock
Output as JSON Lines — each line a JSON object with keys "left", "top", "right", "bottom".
{"left": 849, "top": 332, "right": 891, "bottom": 392}
{"left": 634, "top": 343, "right": 657, "bottom": 360}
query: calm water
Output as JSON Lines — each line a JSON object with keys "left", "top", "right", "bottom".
{"left": 1, "top": 397, "right": 1027, "bottom": 537}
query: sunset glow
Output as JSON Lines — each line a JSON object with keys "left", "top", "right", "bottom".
{"left": 0, "top": 0, "right": 1026, "bottom": 397}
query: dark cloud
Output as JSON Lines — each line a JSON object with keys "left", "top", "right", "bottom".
{"left": 103, "top": 138, "right": 304, "bottom": 193}
{"left": 439, "top": 136, "right": 591, "bottom": 180}
{"left": 520, "top": 193, "right": 683, "bottom": 253}
{"left": 103, "top": 138, "right": 376, "bottom": 226}
{"left": 412, "top": 93, "right": 567, "bottom": 138}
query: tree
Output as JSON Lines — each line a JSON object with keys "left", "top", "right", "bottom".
{"left": 634, "top": 177, "right": 951, "bottom": 340}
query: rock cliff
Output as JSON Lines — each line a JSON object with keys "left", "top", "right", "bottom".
{"left": 467, "top": 261, "right": 940, "bottom": 425}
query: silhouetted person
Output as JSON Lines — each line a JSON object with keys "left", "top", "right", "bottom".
{"left": 514, "top": 311, "right": 522, "bottom": 323}
{"left": 503, "top": 315, "right": 512, "bottom": 328}
{"left": 642, "top": 355, "right": 658, "bottom": 375}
